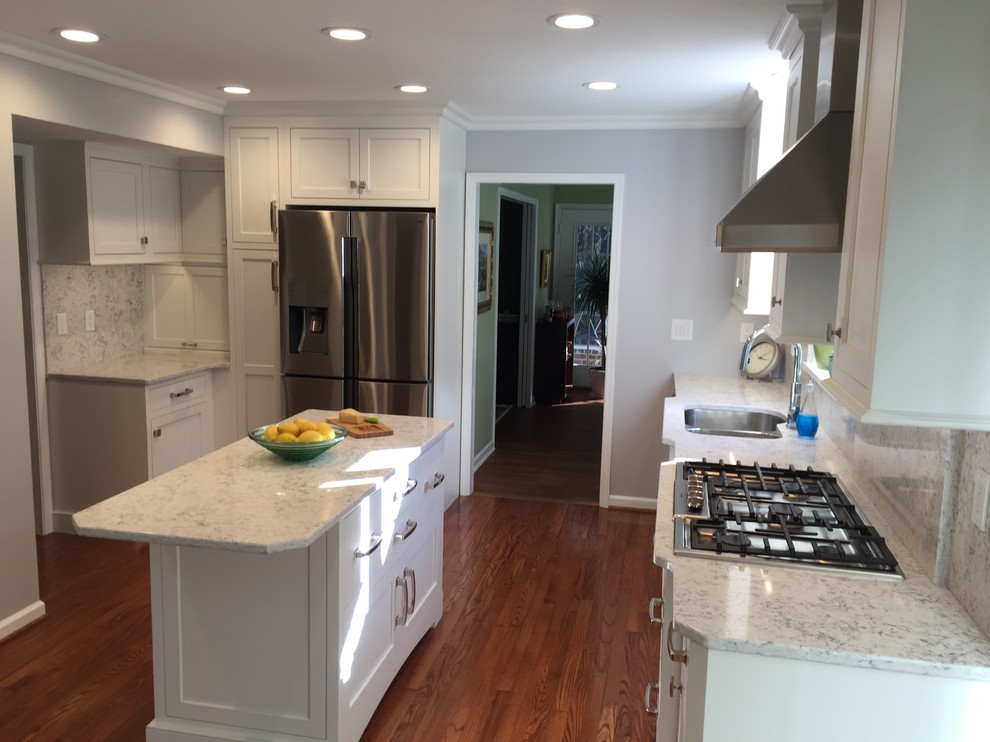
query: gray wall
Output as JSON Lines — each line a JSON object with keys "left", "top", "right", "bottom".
{"left": 467, "top": 129, "right": 746, "bottom": 503}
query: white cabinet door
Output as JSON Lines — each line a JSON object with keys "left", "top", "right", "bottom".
{"left": 146, "top": 265, "right": 189, "bottom": 347}
{"left": 188, "top": 267, "right": 229, "bottom": 350}
{"left": 231, "top": 249, "right": 281, "bottom": 431}
{"left": 89, "top": 156, "right": 146, "bottom": 257}
{"left": 289, "top": 127, "right": 360, "bottom": 200}
{"left": 145, "top": 265, "right": 229, "bottom": 351}
{"left": 228, "top": 127, "right": 279, "bottom": 244}
{"left": 767, "top": 252, "right": 841, "bottom": 343}
{"left": 361, "top": 128, "right": 431, "bottom": 201}
{"left": 147, "top": 165, "right": 183, "bottom": 256}
{"left": 180, "top": 169, "right": 226, "bottom": 260}
{"left": 149, "top": 401, "right": 210, "bottom": 478}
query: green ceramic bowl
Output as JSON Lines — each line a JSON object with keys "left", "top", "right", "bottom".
{"left": 248, "top": 424, "right": 348, "bottom": 461}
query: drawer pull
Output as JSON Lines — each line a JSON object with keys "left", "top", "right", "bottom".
{"left": 169, "top": 387, "right": 194, "bottom": 399}
{"left": 395, "top": 575, "right": 409, "bottom": 626}
{"left": 353, "top": 532, "right": 382, "bottom": 559}
{"left": 394, "top": 519, "right": 418, "bottom": 542}
{"left": 401, "top": 479, "right": 418, "bottom": 498}
{"left": 180, "top": 342, "right": 199, "bottom": 349}
{"left": 644, "top": 682, "right": 660, "bottom": 715}
{"left": 667, "top": 627, "right": 688, "bottom": 665}
{"left": 648, "top": 596, "right": 664, "bottom": 625}
{"left": 427, "top": 472, "right": 445, "bottom": 490}
{"left": 404, "top": 567, "right": 417, "bottom": 615}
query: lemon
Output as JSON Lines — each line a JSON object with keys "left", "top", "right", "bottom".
{"left": 298, "top": 430, "right": 324, "bottom": 443}
{"left": 263, "top": 424, "right": 279, "bottom": 441}
{"left": 278, "top": 422, "right": 300, "bottom": 437}
{"left": 276, "top": 432, "right": 298, "bottom": 443}
{"left": 315, "top": 422, "right": 334, "bottom": 439}
{"left": 295, "top": 418, "right": 317, "bottom": 433}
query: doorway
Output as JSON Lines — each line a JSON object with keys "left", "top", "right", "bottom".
{"left": 462, "top": 175, "right": 623, "bottom": 508}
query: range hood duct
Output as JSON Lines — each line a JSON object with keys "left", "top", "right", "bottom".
{"left": 717, "top": 0, "right": 864, "bottom": 253}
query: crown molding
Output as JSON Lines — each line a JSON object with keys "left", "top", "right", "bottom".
{"left": 770, "top": 4, "right": 824, "bottom": 59}
{"left": 0, "top": 32, "right": 225, "bottom": 115}
{"left": 459, "top": 112, "right": 742, "bottom": 132}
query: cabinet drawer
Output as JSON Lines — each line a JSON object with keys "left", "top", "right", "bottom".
{"left": 147, "top": 372, "right": 210, "bottom": 412}
{"left": 339, "top": 486, "right": 386, "bottom": 610}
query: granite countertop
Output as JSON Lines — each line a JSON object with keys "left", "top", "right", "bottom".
{"left": 657, "top": 374, "right": 990, "bottom": 681}
{"left": 73, "top": 411, "right": 453, "bottom": 554}
{"left": 47, "top": 351, "right": 230, "bottom": 384}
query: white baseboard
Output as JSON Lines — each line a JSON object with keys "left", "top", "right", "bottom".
{"left": 0, "top": 599, "right": 46, "bottom": 641}
{"left": 472, "top": 440, "right": 495, "bottom": 472}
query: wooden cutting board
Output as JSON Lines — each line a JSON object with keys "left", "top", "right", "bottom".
{"left": 326, "top": 417, "right": 394, "bottom": 438}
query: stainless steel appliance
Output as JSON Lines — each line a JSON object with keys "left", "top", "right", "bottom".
{"left": 278, "top": 208, "right": 434, "bottom": 417}
{"left": 672, "top": 459, "right": 902, "bottom": 579}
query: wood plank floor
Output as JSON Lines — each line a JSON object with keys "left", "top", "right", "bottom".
{"left": 1, "top": 397, "right": 660, "bottom": 741}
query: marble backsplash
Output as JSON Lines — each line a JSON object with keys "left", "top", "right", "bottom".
{"left": 41, "top": 264, "right": 145, "bottom": 370}
{"left": 815, "top": 376, "right": 990, "bottom": 639}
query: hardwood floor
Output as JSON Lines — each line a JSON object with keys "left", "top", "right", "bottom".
{"left": 1, "top": 402, "right": 660, "bottom": 741}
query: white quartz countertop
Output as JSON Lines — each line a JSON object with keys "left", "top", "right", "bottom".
{"left": 657, "top": 374, "right": 990, "bottom": 681}
{"left": 73, "top": 411, "right": 453, "bottom": 554}
{"left": 48, "top": 351, "right": 230, "bottom": 384}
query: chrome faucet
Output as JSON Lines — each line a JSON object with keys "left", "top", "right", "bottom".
{"left": 787, "top": 344, "right": 803, "bottom": 428}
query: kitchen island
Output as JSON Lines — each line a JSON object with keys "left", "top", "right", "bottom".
{"left": 74, "top": 411, "right": 452, "bottom": 742}
{"left": 653, "top": 375, "right": 990, "bottom": 741}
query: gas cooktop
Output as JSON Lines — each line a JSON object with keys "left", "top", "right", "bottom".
{"left": 672, "top": 460, "right": 903, "bottom": 580}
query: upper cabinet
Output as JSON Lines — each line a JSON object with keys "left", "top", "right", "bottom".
{"left": 34, "top": 141, "right": 225, "bottom": 265}
{"left": 287, "top": 127, "right": 431, "bottom": 203}
{"left": 179, "top": 159, "right": 227, "bottom": 263}
{"left": 827, "top": 0, "right": 990, "bottom": 428}
{"left": 227, "top": 126, "right": 280, "bottom": 245}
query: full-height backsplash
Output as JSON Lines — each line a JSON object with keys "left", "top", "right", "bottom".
{"left": 41, "top": 264, "right": 144, "bottom": 370}
{"left": 816, "top": 377, "right": 990, "bottom": 639}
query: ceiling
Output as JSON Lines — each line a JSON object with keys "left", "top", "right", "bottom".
{"left": 0, "top": 0, "right": 793, "bottom": 127}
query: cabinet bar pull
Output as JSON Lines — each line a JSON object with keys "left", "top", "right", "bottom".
{"left": 667, "top": 627, "right": 688, "bottom": 665}
{"left": 404, "top": 567, "right": 417, "bottom": 614}
{"left": 644, "top": 682, "right": 660, "bottom": 715}
{"left": 426, "top": 472, "right": 445, "bottom": 490}
{"left": 169, "top": 387, "right": 194, "bottom": 399}
{"left": 648, "top": 596, "right": 664, "bottom": 625}
{"left": 269, "top": 200, "right": 278, "bottom": 242}
{"left": 270, "top": 260, "right": 279, "bottom": 292}
{"left": 826, "top": 322, "right": 842, "bottom": 342}
{"left": 140, "top": 236, "right": 149, "bottom": 245}
{"left": 394, "top": 519, "right": 418, "bottom": 542}
{"left": 181, "top": 342, "right": 199, "bottom": 349}
{"left": 354, "top": 532, "right": 382, "bottom": 559}
{"left": 395, "top": 575, "right": 409, "bottom": 626}
{"left": 401, "top": 479, "right": 418, "bottom": 498}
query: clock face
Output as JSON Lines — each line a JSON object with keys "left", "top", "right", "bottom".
{"left": 745, "top": 339, "right": 780, "bottom": 379}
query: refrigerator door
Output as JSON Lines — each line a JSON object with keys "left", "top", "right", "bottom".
{"left": 283, "top": 376, "right": 345, "bottom": 418}
{"left": 350, "top": 211, "right": 433, "bottom": 384}
{"left": 279, "top": 210, "right": 348, "bottom": 378}
{"left": 357, "top": 380, "right": 432, "bottom": 418}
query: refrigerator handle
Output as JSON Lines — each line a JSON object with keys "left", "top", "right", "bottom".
{"left": 343, "top": 236, "right": 358, "bottom": 382}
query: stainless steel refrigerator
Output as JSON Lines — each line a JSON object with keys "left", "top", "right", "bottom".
{"left": 278, "top": 208, "right": 434, "bottom": 417}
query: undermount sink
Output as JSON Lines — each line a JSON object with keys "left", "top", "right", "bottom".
{"left": 683, "top": 405, "right": 787, "bottom": 439}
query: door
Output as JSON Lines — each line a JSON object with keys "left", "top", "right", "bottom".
{"left": 89, "top": 156, "right": 146, "bottom": 256}
{"left": 555, "top": 205, "right": 613, "bottom": 389}
{"left": 150, "top": 403, "right": 209, "bottom": 478}
{"left": 351, "top": 211, "right": 433, "bottom": 384}
{"left": 228, "top": 127, "right": 279, "bottom": 244}
{"left": 495, "top": 198, "right": 524, "bottom": 407}
{"left": 279, "top": 210, "right": 348, "bottom": 379}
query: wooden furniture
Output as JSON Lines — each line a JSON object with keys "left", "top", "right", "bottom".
{"left": 534, "top": 318, "right": 575, "bottom": 404}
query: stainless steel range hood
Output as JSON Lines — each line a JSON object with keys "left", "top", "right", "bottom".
{"left": 717, "top": 0, "right": 863, "bottom": 253}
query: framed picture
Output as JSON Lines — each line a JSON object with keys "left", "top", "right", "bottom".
{"left": 540, "top": 249, "right": 552, "bottom": 288}
{"left": 477, "top": 220, "right": 494, "bottom": 313}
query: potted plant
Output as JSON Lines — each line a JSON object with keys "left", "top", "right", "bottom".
{"left": 574, "top": 251, "right": 610, "bottom": 398}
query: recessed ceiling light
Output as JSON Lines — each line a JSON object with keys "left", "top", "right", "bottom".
{"left": 397, "top": 85, "right": 428, "bottom": 94}
{"left": 548, "top": 14, "right": 600, "bottom": 30}
{"left": 584, "top": 81, "right": 618, "bottom": 91}
{"left": 322, "top": 27, "right": 370, "bottom": 41}
{"left": 54, "top": 28, "right": 102, "bottom": 43}
{"left": 222, "top": 85, "right": 251, "bottom": 95}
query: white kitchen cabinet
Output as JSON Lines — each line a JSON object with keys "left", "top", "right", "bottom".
{"left": 230, "top": 248, "right": 281, "bottom": 432}
{"left": 288, "top": 127, "right": 431, "bottom": 203}
{"left": 145, "top": 265, "right": 229, "bottom": 352}
{"left": 227, "top": 126, "right": 280, "bottom": 244}
{"left": 179, "top": 163, "right": 226, "bottom": 262}
{"left": 146, "top": 164, "right": 184, "bottom": 257}
{"left": 827, "top": 0, "right": 990, "bottom": 427}
{"left": 47, "top": 371, "right": 214, "bottom": 532}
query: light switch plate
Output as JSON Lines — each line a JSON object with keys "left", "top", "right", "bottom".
{"left": 671, "top": 319, "right": 693, "bottom": 341}
{"left": 85, "top": 309, "right": 95, "bottom": 332}
{"left": 973, "top": 468, "right": 990, "bottom": 533}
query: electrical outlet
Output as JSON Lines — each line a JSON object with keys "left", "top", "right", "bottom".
{"left": 671, "top": 319, "right": 694, "bottom": 341}
{"left": 972, "top": 468, "right": 990, "bottom": 533}
{"left": 740, "top": 322, "right": 754, "bottom": 343}
{"left": 57, "top": 312, "right": 68, "bottom": 335}
{"left": 85, "top": 309, "right": 96, "bottom": 332}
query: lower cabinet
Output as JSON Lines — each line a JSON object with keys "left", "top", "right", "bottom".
{"left": 147, "top": 435, "right": 447, "bottom": 742}
{"left": 47, "top": 371, "right": 214, "bottom": 532}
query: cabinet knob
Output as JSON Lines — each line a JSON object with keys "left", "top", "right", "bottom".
{"left": 350, "top": 180, "right": 358, "bottom": 190}
{"left": 826, "top": 323, "right": 842, "bottom": 342}
{"left": 140, "top": 236, "right": 149, "bottom": 246}
{"left": 153, "top": 428, "right": 162, "bottom": 438}
{"left": 771, "top": 295, "right": 782, "bottom": 307}
{"left": 358, "top": 180, "right": 367, "bottom": 191}
{"left": 669, "top": 677, "right": 682, "bottom": 697}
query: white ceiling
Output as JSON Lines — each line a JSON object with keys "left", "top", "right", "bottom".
{"left": 0, "top": 0, "right": 792, "bottom": 127}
